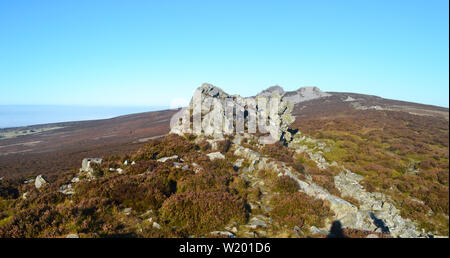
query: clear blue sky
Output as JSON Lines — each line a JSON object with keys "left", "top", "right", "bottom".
{"left": 0, "top": 0, "right": 448, "bottom": 107}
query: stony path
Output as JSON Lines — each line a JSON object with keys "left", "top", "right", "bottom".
{"left": 289, "top": 133, "right": 428, "bottom": 238}
{"left": 231, "top": 133, "right": 429, "bottom": 238}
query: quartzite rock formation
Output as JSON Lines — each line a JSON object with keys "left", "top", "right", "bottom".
{"left": 170, "top": 83, "right": 430, "bottom": 238}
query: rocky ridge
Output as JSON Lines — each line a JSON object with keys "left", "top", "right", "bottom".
{"left": 5, "top": 84, "right": 441, "bottom": 238}
{"left": 169, "top": 84, "right": 431, "bottom": 238}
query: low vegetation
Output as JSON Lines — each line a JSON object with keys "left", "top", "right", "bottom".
{"left": 294, "top": 109, "right": 449, "bottom": 235}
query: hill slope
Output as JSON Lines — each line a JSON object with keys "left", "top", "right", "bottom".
{"left": 0, "top": 84, "right": 448, "bottom": 238}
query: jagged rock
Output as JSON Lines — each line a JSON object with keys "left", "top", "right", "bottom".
{"left": 81, "top": 158, "right": 102, "bottom": 172}
{"left": 152, "top": 222, "right": 162, "bottom": 229}
{"left": 22, "top": 192, "right": 28, "bottom": 200}
{"left": 173, "top": 162, "right": 183, "bottom": 168}
{"left": 116, "top": 168, "right": 123, "bottom": 174}
{"left": 248, "top": 219, "right": 267, "bottom": 229}
{"left": 157, "top": 155, "right": 178, "bottom": 162}
{"left": 343, "top": 96, "right": 356, "bottom": 102}
{"left": 281, "top": 86, "right": 331, "bottom": 104}
{"left": 234, "top": 146, "right": 260, "bottom": 161}
{"left": 309, "top": 226, "right": 328, "bottom": 236}
{"left": 257, "top": 85, "right": 285, "bottom": 97}
{"left": 206, "top": 152, "right": 225, "bottom": 160}
{"left": 333, "top": 169, "right": 426, "bottom": 238}
{"left": 141, "top": 209, "right": 154, "bottom": 217}
{"left": 34, "top": 175, "right": 48, "bottom": 189}
{"left": 170, "top": 83, "right": 296, "bottom": 144}
{"left": 71, "top": 177, "right": 80, "bottom": 183}
{"left": 233, "top": 159, "right": 244, "bottom": 171}
{"left": 206, "top": 138, "right": 224, "bottom": 150}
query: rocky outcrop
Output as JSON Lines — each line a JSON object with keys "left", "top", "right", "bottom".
{"left": 257, "top": 85, "right": 285, "bottom": 97}
{"left": 281, "top": 86, "right": 331, "bottom": 104}
{"left": 170, "top": 83, "right": 296, "bottom": 144}
{"left": 206, "top": 152, "right": 225, "bottom": 160}
{"left": 80, "top": 158, "right": 102, "bottom": 173}
{"left": 59, "top": 183, "right": 74, "bottom": 195}
{"left": 288, "top": 132, "right": 428, "bottom": 237}
{"left": 229, "top": 131, "right": 429, "bottom": 238}
{"left": 167, "top": 84, "right": 432, "bottom": 238}
{"left": 257, "top": 85, "right": 331, "bottom": 104}
{"left": 157, "top": 155, "right": 179, "bottom": 162}
{"left": 334, "top": 169, "right": 425, "bottom": 238}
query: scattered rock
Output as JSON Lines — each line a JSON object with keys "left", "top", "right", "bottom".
{"left": 343, "top": 96, "right": 356, "bottom": 102}
{"left": 71, "top": 177, "right": 80, "bottom": 183}
{"left": 81, "top": 158, "right": 102, "bottom": 172}
{"left": 309, "top": 226, "right": 327, "bottom": 236}
{"left": 366, "top": 234, "right": 379, "bottom": 238}
{"left": 157, "top": 155, "right": 179, "bottom": 162}
{"left": 233, "top": 159, "right": 244, "bottom": 171}
{"left": 248, "top": 219, "right": 267, "bottom": 229}
{"left": 24, "top": 178, "right": 35, "bottom": 184}
{"left": 34, "top": 175, "right": 48, "bottom": 189}
{"left": 234, "top": 146, "right": 260, "bottom": 161}
{"left": 170, "top": 83, "right": 297, "bottom": 144}
{"left": 59, "top": 184, "right": 75, "bottom": 195}
{"left": 206, "top": 152, "right": 225, "bottom": 160}
{"left": 152, "top": 222, "right": 162, "bottom": 229}
{"left": 66, "top": 234, "right": 79, "bottom": 238}
{"left": 281, "top": 86, "right": 331, "bottom": 105}
{"left": 22, "top": 192, "right": 28, "bottom": 200}
{"left": 123, "top": 208, "right": 132, "bottom": 215}
{"left": 173, "top": 162, "right": 183, "bottom": 168}
{"left": 294, "top": 226, "right": 302, "bottom": 237}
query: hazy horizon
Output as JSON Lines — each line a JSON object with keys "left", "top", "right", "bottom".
{"left": 0, "top": 105, "right": 168, "bottom": 129}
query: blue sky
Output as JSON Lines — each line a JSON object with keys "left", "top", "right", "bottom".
{"left": 0, "top": 0, "right": 448, "bottom": 107}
